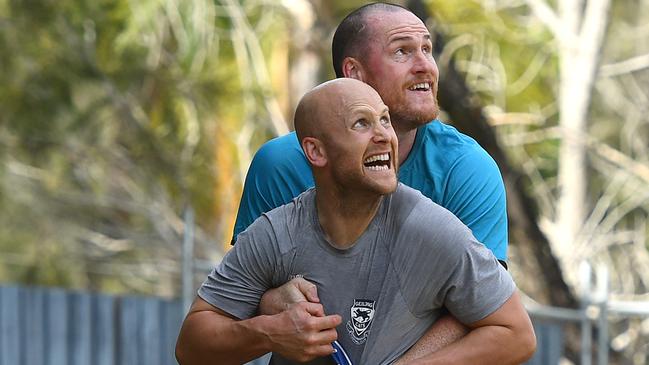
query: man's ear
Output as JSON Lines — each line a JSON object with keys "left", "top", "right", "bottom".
{"left": 342, "top": 57, "right": 365, "bottom": 81}
{"left": 302, "top": 137, "right": 327, "bottom": 167}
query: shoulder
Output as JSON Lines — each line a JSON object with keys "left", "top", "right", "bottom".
{"left": 418, "top": 121, "right": 494, "bottom": 167}
{"left": 403, "top": 121, "right": 502, "bottom": 192}
{"left": 252, "top": 132, "right": 305, "bottom": 166}
{"left": 415, "top": 121, "right": 503, "bottom": 195}
{"left": 255, "top": 189, "right": 316, "bottom": 254}
{"left": 248, "top": 132, "right": 312, "bottom": 185}
{"left": 387, "top": 184, "right": 471, "bottom": 243}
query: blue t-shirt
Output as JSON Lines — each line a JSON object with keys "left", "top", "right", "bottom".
{"left": 232, "top": 120, "right": 508, "bottom": 261}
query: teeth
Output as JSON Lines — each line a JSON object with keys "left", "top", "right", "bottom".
{"left": 409, "top": 82, "right": 430, "bottom": 91}
{"left": 363, "top": 153, "right": 390, "bottom": 164}
{"left": 367, "top": 165, "right": 389, "bottom": 171}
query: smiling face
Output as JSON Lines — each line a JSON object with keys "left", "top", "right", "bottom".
{"left": 355, "top": 9, "right": 440, "bottom": 133}
{"left": 296, "top": 79, "right": 398, "bottom": 196}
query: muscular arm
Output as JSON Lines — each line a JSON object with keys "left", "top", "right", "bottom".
{"left": 401, "top": 291, "right": 536, "bottom": 365}
{"left": 392, "top": 315, "right": 468, "bottom": 364}
{"left": 175, "top": 296, "right": 342, "bottom": 365}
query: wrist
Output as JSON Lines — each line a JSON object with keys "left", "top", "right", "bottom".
{"left": 238, "top": 314, "right": 278, "bottom": 354}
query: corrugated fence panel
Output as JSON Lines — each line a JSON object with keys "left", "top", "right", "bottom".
{"left": 92, "top": 294, "right": 115, "bottom": 365}
{"left": 0, "top": 285, "right": 182, "bottom": 365}
{"left": 0, "top": 286, "right": 21, "bottom": 365}
{"left": 142, "top": 297, "right": 162, "bottom": 365}
{"left": 162, "top": 298, "right": 183, "bottom": 365}
{"left": 69, "top": 291, "right": 92, "bottom": 365}
{"left": 46, "top": 288, "right": 69, "bottom": 365}
{"left": 119, "top": 296, "right": 143, "bottom": 365}
{"left": 26, "top": 287, "right": 46, "bottom": 365}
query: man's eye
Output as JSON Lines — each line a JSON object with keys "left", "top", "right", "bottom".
{"left": 395, "top": 48, "right": 406, "bottom": 56}
{"left": 353, "top": 119, "right": 368, "bottom": 128}
{"left": 381, "top": 116, "right": 391, "bottom": 126}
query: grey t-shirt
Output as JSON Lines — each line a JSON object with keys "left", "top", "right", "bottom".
{"left": 199, "top": 183, "right": 515, "bottom": 364}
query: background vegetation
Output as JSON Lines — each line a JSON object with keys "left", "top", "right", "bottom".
{"left": 1, "top": 0, "right": 648, "bottom": 362}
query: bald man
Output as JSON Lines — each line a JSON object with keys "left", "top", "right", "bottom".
{"left": 175, "top": 79, "right": 535, "bottom": 365}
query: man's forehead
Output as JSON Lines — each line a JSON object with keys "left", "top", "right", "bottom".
{"left": 331, "top": 83, "right": 383, "bottom": 108}
{"left": 365, "top": 9, "right": 429, "bottom": 40}
{"left": 309, "top": 81, "right": 380, "bottom": 115}
{"left": 341, "top": 94, "right": 386, "bottom": 113}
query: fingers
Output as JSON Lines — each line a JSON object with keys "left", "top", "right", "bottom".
{"left": 297, "top": 302, "right": 342, "bottom": 330}
{"left": 286, "top": 302, "right": 342, "bottom": 333}
{"left": 317, "top": 314, "right": 342, "bottom": 330}
{"left": 293, "top": 277, "right": 320, "bottom": 303}
{"left": 300, "top": 300, "right": 325, "bottom": 318}
{"left": 274, "top": 304, "right": 341, "bottom": 362}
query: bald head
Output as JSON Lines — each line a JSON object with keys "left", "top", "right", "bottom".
{"left": 294, "top": 78, "right": 383, "bottom": 144}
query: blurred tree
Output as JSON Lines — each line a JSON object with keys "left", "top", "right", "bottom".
{"left": 2, "top": 0, "right": 649, "bottom": 361}
{"left": 0, "top": 0, "right": 296, "bottom": 295}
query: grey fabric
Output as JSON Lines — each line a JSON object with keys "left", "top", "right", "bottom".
{"left": 198, "top": 184, "right": 515, "bottom": 365}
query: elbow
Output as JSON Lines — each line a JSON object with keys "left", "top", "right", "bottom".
{"left": 175, "top": 337, "right": 188, "bottom": 365}
{"left": 176, "top": 328, "right": 196, "bottom": 365}
{"left": 515, "top": 326, "right": 537, "bottom": 363}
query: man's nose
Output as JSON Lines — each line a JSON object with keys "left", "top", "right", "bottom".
{"left": 371, "top": 123, "right": 391, "bottom": 143}
{"left": 412, "top": 50, "right": 438, "bottom": 76}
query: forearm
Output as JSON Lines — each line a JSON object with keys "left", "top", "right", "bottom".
{"left": 177, "top": 297, "right": 341, "bottom": 364}
{"left": 176, "top": 310, "right": 272, "bottom": 365}
{"left": 393, "top": 314, "right": 468, "bottom": 365}
{"left": 403, "top": 292, "right": 536, "bottom": 365}
{"left": 404, "top": 323, "right": 532, "bottom": 365}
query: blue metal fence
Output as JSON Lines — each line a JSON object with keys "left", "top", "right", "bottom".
{"left": 0, "top": 285, "right": 182, "bottom": 365}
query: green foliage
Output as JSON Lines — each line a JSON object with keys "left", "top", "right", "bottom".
{"left": 0, "top": 0, "right": 294, "bottom": 295}
{"left": 427, "top": 0, "right": 561, "bottom": 184}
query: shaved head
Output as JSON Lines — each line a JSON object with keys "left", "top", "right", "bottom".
{"left": 294, "top": 78, "right": 383, "bottom": 144}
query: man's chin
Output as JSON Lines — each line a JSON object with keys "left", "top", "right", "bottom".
{"left": 373, "top": 179, "right": 398, "bottom": 195}
{"left": 412, "top": 105, "right": 439, "bottom": 123}
{"left": 391, "top": 105, "right": 439, "bottom": 126}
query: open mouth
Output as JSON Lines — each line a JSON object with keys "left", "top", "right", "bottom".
{"left": 408, "top": 82, "right": 431, "bottom": 91}
{"left": 363, "top": 153, "right": 391, "bottom": 171}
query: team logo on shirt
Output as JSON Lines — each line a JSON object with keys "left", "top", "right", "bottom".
{"left": 346, "top": 299, "right": 375, "bottom": 345}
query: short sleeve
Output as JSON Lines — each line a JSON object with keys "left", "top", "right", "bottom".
{"left": 442, "top": 148, "right": 508, "bottom": 261}
{"left": 231, "top": 133, "right": 314, "bottom": 244}
{"left": 200, "top": 217, "right": 282, "bottom": 319}
{"left": 439, "top": 230, "right": 516, "bottom": 324}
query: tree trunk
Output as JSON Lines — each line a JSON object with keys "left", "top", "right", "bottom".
{"left": 556, "top": 0, "right": 611, "bottom": 260}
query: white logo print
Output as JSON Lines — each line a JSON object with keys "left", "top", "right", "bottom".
{"left": 346, "top": 299, "right": 375, "bottom": 345}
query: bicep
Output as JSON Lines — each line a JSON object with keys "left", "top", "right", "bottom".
{"left": 188, "top": 296, "right": 237, "bottom": 320}
{"left": 465, "top": 291, "right": 529, "bottom": 330}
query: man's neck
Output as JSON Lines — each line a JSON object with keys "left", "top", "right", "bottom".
{"left": 395, "top": 127, "right": 418, "bottom": 166}
{"left": 315, "top": 189, "right": 383, "bottom": 250}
